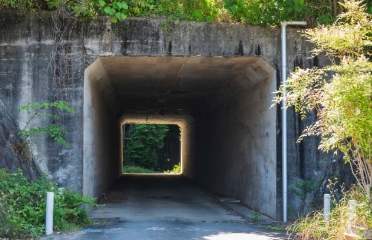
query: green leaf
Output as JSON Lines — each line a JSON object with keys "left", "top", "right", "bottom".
{"left": 231, "top": 4, "right": 238, "bottom": 13}
{"left": 122, "top": 2, "right": 128, "bottom": 10}
{"left": 120, "top": 13, "right": 126, "bottom": 19}
{"left": 206, "top": 16, "right": 213, "bottom": 22}
{"left": 113, "top": 1, "right": 118, "bottom": 8}
{"left": 104, "top": 6, "right": 111, "bottom": 14}
{"left": 99, "top": 0, "right": 105, "bottom": 7}
{"left": 111, "top": 17, "right": 118, "bottom": 23}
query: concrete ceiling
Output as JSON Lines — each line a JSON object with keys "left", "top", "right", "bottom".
{"left": 99, "top": 56, "right": 274, "bottom": 115}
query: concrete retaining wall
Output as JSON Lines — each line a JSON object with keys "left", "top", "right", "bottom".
{"left": 0, "top": 10, "right": 354, "bottom": 219}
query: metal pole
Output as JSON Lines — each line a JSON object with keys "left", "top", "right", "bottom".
{"left": 281, "top": 21, "right": 307, "bottom": 222}
{"left": 281, "top": 22, "right": 288, "bottom": 223}
{"left": 46, "top": 192, "right": 54, "bottom": 235}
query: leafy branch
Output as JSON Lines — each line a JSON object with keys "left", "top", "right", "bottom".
{"left": 18, "top": 101, "right": 75, "bottom": 147}
{"left": 273, "top": 0, "right": 372, "bottom": 215}
{"left": 99, "top": 0, "right": 128, "bottom": 23}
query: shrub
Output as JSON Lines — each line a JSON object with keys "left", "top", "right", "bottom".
{"left": 288, "top": 183, "right": 371, "bottom": 239}
{"left": 0, "top": 168, "right": 95, "bottom": 238}
{"left": 164, "top": 162, "right": 181, "bottom": 174}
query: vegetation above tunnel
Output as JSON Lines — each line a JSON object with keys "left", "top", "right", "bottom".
{"left": 2, "top": 0, "right": 372, "bottom": 26}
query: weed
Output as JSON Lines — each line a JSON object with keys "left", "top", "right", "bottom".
{"left": 264, "top": 225, "right": 287, "bottom": 231}
{"left": 289, "top": 179, "right": 317, "bottom": 202}
{"left": 251, "top": 211, "right": 262, "bottom": 223}
{"left": 288, "top": 183, "right": 371, "bottom": 239}
{"left": 0, "top": 168, "right": 96, "bottom": 239}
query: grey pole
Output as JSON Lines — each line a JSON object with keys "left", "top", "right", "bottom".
{"left": 281, "top": 21, "right": 307, "bottom": 222}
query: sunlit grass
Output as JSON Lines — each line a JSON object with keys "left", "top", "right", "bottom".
{"left": 163, "top": 162, "right": 181, "bottom": 174}
{"left": 123, "top": 165, "right": 156, "bottom": 174}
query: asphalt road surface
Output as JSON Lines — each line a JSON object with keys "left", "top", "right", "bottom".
{"left": 42, "top": 174, "right": 288, "bottom": 240}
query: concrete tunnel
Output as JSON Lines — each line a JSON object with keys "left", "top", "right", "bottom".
{"left": 83, "top": 56, "right": 279, "bottom": 219}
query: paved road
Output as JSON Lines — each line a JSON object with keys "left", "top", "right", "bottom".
{"left": 43, "top": 174, "right": 288, "bottom": 240}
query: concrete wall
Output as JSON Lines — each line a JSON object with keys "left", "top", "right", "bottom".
{"left": 195, "top": 61, "right": 278, "bottom": 219}
{"left": 0, "top": 11, "right": 355, "bottom": 217}
{"left": 0, "top": 11, "right": 89, "bottom": 190}
{"left": 83, "top": 58, "right": 121, "bottom": 198}
{"left": 119, "top": 114, "right": 195, "bottom": 179}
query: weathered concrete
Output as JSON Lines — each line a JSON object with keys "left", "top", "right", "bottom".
{"left": 195, "top": 60, "right": 277, "bottom": 218}
{"left": 92, "top": 56, "right": 276, "bottom": 217}
{"left": 83, "top": 58, "right": 121, "bottom": 198}
{"left": 0, "top": 10, "right": 354, "bottom": 220}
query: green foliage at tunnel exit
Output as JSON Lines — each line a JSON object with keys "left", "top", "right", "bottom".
{"left": 124, "top": 124, "right": 170, "bottom": 170}
{"left": 2, "top": 0, "right": 372, "bottom": 26}
{"left": 0, "top": 168, "right": 96, "bottom": 238}
{"left": 124, "top": 124, "right": 181, "bottom": 173}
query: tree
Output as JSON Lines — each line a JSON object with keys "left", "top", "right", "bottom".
{"left": 124, "top": 124, "right": 169, "bottom": 170}
{"left": 274, "top": 0, "right": 372, "bottom": 227}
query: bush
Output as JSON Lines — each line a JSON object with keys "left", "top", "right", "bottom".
{"left": 164, "top": 162, "right": 181, "bottom": 174}
{"left": 0, "top": 168, "right": 95, "bottom": 238}
{"left": 288, "top": 183, "right": 371, "bottom": 239}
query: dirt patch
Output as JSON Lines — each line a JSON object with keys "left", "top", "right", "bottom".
{"left": 97, "top": 191, "right": 128, "bottom": 204}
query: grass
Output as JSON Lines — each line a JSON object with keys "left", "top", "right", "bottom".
{"left": 123, "top": 165, "right": 157, "bottom": 174}
{"left": 123, "top": 162, "right": 182, "bottom": 174}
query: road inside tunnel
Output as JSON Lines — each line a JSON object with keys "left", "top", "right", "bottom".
{"left": 90, "top": 174, "right": 245, "bottom": 222}
{"left": 83, "top": 56, "right": 279, "bottom": 219}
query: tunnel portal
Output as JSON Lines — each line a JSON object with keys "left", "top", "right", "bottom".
{"left": 83, "top": 56, "right": 279, "bottom": 219}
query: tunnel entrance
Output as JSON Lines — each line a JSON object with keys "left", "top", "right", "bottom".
{"left": 122, "top": 123, "right": 181, "bottom": 174}
{"left": 83, "top": 56, "right": 279, "bottom": 219}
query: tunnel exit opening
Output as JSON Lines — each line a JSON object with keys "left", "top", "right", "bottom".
{"left": 122, "top": 123, "right": 181, "bottom": 174}
{"left": 83, "top": 56, "right": 280, "bottom": 219}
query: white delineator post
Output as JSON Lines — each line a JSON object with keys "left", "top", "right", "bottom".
{"left": 281, "top": 20, "right": 307, "bottom": 222}
{"left": 46, "top": 192, "right": 54, "bottom": 235}
{"left": 324, "top": 194, "right": 331, "bottom": 221}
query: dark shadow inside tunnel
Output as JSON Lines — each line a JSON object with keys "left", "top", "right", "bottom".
{"left": 83, "top": 56, "right": 280, "bottom": 219}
